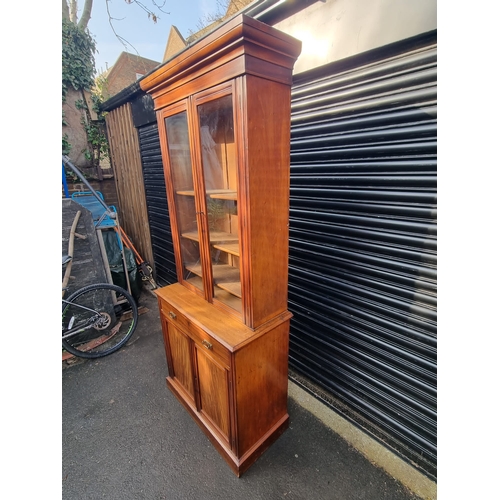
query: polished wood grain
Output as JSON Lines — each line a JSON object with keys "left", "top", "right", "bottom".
{"left": 163, "top": 322, "right": 195, "bottom": 403}
{"left": 244, "top": 75, "right": 292, "bottom": 328}
{"left": 156, "top": 284, "right": 291, "bottom": 476}
{"left": 234, "top": 319, "right": 290, "bottom": 456}
{"left": 147, "top": 14, "right": 301, "bottom": 477}
{"left": 195, "top": 344, "right": 231, "bottom": 442}
{"left": 140, "top": 14, "right": 301, "bottom": 104}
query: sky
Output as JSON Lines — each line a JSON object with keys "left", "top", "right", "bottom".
{"left": 85, "top": 0, "right": 221, "bottom": 74}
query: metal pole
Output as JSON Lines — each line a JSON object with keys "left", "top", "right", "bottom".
{"left": 62, "top": 155, "right": 112, "bottom": 215}
{"left": 62, "top": 162, "right": 70, "bottom": 198}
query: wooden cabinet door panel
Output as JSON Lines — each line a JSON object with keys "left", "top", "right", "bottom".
{"left": 195, "top": 345, "right": 231, "bottom": 442}
{"left": 166, "top": 323, "right": 195, "bottom": 402}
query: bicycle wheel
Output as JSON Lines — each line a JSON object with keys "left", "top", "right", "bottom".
{"left": 62, "top": 283, "right": 138, "bottom": 359}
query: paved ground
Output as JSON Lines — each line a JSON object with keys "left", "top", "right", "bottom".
{"left": 62, "top": 289, "right": 420, "bottom": 500}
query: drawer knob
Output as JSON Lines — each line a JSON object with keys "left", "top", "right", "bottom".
{"left": 202, "top": 340, "right": 213, "bottom": 350}
{"left": 168, "top": 311, "right": 176, "bottom": 319}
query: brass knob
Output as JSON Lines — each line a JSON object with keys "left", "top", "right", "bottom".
{"left": 168, "top": 311, "right": 176, "bottom": 319}
{"left": 202, "top": 340, "right": 213, "bottom": 350}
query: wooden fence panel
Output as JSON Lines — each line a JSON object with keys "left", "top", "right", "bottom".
{"left": 105, "top": 103, "right": 155, "bottom": 274}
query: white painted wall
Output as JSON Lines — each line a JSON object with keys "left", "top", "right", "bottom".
{"left": 273, "top": 0, "right": 437, "bottom": 74}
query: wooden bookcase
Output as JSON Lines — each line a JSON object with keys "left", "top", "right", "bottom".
{"left": 140, "top": 14, "right": 301, "bottom": 476}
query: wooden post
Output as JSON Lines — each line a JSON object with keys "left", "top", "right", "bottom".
{"left": 62, "top": 210, "right": 81, "bottom": 297}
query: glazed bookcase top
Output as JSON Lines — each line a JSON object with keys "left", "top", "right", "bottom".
{"left": 140, "top": 14, "right": 302, "bottom": 106}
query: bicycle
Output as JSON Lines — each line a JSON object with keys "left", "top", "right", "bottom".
{"left": 62, "top": 256, "right": 139, "bottom": 359}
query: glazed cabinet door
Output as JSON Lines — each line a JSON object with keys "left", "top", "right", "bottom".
{"left": 159, "top": 84, "right": 243, "bottom": 319}
{"left": 191, "top": 83, "right": 242, "bottom": 317}
{"left": 160, "top": 102, "right": 205, "bottom": 295}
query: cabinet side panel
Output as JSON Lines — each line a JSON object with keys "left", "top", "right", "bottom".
{"left": 234, "top": 320, "right": 290, "bottom": 456}
{"left": 244, "top": 75, "right": 292, "bottom": 327}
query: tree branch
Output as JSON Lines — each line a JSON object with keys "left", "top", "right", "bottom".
{"left": 70, "top": 0, "right": 78, "bottom": 22}
{"left": 62, "top": 0, "right": 70, "bottom": 20}
{"left": 78, "top": 0, "right": 93, "bottom": 30}
{"left": 123, "top": 0, "right": 169, "bottom": 23}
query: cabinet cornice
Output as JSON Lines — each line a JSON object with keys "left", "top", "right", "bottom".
{"left": 140, "top": 14, "right": 301, "bottom": 105}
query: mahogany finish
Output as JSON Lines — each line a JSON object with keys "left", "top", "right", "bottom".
{"left": 156, "top": 284, "right": 292, "bottom": 476}
{"left": 144, "top": 14, "right": 301, "bottom": 476}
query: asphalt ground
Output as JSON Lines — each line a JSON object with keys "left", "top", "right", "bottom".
{"left": 62, "top": 289, "right": 420, "bottom": 500}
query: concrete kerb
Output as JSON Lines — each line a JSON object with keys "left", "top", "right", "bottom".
{"left": 287, "top": 381, "right": 437, "bottom": 500}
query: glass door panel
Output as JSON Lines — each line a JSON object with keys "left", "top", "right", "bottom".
{"left": 197, "top": 94, "right": 241, "bottom": 314}
{"left": 164, "top": 111, "right": 204, "bottom": 293}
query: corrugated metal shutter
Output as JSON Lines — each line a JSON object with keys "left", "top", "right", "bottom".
{"left": 137, "top": 123, "right": 177, "bottom": 287}
{"left": 288, "top": 32, "right": 437, "bottom": 479}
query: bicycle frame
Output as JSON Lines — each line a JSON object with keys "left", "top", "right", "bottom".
{"left": 62, "top": 298, "right": 106, "bottom": 341}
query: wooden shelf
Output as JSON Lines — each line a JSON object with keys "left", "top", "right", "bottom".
{"left": 209, "top": 191, "right": 237, "bottom": 201}
{"left": 217, "top": 280, "right": 242, "bottom": 298}
{"left": 213, "top": 242, "right": 240, "bottom": 256}
{"left": 185, "top": 263, "right": 241, "bottom": 298}
{"left": 182, "top": 230, "right": 239, "bottom": 244}
{"left": 184, "top": 274, "right": 203, "bottom": 290}
{"left": 214, "top": 289, "right": 242, "bottom": 313}
{"left": 177, "top": 189, "right": 237, "bottom": 200}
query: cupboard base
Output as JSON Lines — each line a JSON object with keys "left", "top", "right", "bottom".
{"left": 166, "top": 376, "right": 289, "bottom": 477}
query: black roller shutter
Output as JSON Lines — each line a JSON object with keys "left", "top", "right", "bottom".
{"left": 288, "top": 31, "right": 437, "bottom": 480}
{"left": 137, "top": 123, "right": 177, "bottom": 287}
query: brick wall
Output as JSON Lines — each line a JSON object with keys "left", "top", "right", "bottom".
{"left": 62, "top": 199, "right": 108, "bottom": 297}
{"left": 62, "top": 178, "right": 119, "bottom": 210}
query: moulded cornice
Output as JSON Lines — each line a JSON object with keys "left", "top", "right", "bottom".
{"left": 140, "top": 14, "right": 301, "bottom": 103}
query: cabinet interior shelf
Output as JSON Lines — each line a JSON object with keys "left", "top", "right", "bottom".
{"left": 177, "top": 189, "right": 237, "bottom": 201}
{"left": 182, "top": 230, "right": 239, "bottom": 244}
{"left": 185, "top": 263, "right": 242, "bottom": 298}
{"left": 213, "top": 242, "right": 240, "bottom": 256}
{"left": 210, "top": 192, "right": 237, "bottom": 201}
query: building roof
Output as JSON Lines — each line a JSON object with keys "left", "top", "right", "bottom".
{"left": 162, "top": 0, "right": 255, "bottom": 63}
{"left": 104, "top": 52, "right": 161, "bottom": 98}
{"left": 101, "top": 0, "right": 299, "bottom": 112}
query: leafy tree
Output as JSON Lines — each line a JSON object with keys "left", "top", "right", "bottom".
{"left": 62, "top": 0, "right": 168, "bottom": 172}
{"left": 61, "top": 0, "right": 236, "bottom": 171}
{"left": 62, "top": 17, "right": 96, "bottom": 102}
{"left": 62, "top": 15, "right": 102, "bottom": 172}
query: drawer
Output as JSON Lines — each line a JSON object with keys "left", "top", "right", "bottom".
{"left": 189, "top": 323, "right": 231, "bottom": 367}
{"left": 160, "top": 300, "right": 190, "bottom": 333}
{"left": 160, "top": 298, "right": 230, "bottom": 366}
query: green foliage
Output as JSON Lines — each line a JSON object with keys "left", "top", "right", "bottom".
{"left": 62, "top": 18, "right": 96, "bottom": 102}
{"left": 92, "top": 72, "right": 110, "bottom": 111}
{"left": 62, "top": 134, "right": 72, "bottom": 155}
{"left": 62, "top": 18, "right": 110, "bottom": 169}
{"left": 83, "top": 73, "right": 111, "bottom": 167}
{"left": 82, "top": 120, "right": 110, "bottom": 165}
